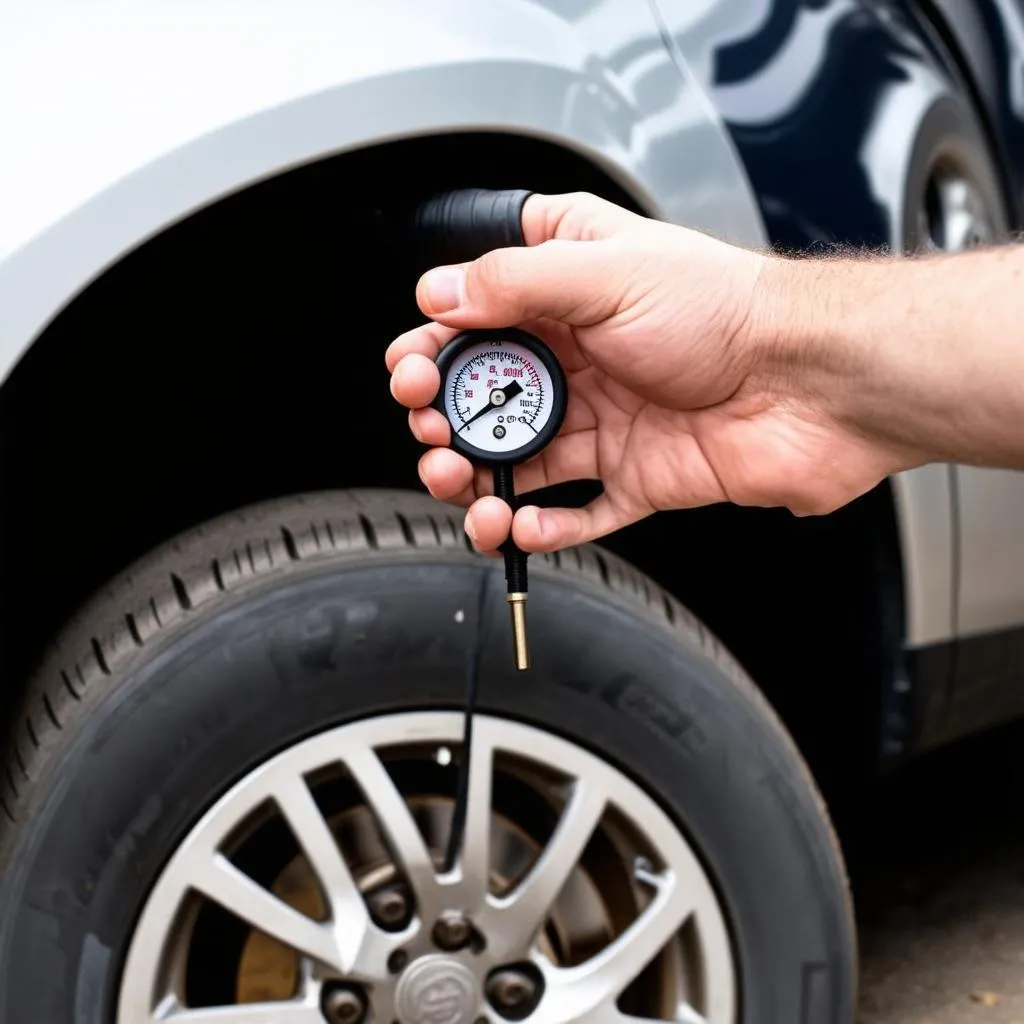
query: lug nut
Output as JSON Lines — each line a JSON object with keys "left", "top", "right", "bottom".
{"left": 486, "top": 965, "right": 544, "bottom": 1020}
{"left": 321, "top": 984, "right": 367, "bottom": 1024}
{"left": 367, "top": 882, "right": 412, "bottom": 931}
{"left": 432, "top": 909, "right": 473, "bottom": 951}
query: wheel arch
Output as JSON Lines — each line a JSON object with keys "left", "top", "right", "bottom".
{"left": 0, "top": 141, "right": 906, "bottom": 793}
{"left": 903, "top": 0, "right": 1023, "bottom": 227}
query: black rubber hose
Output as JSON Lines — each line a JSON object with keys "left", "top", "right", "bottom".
{"left": 492, "top": 464, "right": 528, "bottom": 594}
{"left": 413, "top": 188, "right": 532, "bottom": 267}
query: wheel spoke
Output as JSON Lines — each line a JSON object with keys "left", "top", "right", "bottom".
{"left": 271, "top": 773, "right": 370, "bottom": 964}
{"left": 485, "top": 779, "right": 605, "bottom": 960}
{"left": 189, "top": 853, "right": 342, "bottom": 972}
{"left": 542, "top": 870, "right": 694, "bottom": 1018}
{"left": 157, "top": 1000, "right": 322, "bottom": 1023}
{"left": 344, "top": 745, "right": 439, "bottom": 912}
{"left": 453, "top": 728, "right": 494, "bottom": 903}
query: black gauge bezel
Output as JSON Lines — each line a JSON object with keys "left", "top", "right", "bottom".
{"left": 433, "top": 328, "right": 568, "bottom": 466}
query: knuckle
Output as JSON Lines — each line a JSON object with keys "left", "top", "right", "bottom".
{"left": 471, "top": 250, "right": 518, "bottom": 298}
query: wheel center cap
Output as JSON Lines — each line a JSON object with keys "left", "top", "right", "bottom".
{"left": 394, "top": 954, "right": 480, "bottom": 1024}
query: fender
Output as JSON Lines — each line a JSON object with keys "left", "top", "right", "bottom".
{"left": 0, "top": 0, "right": 765, "bottom": 387}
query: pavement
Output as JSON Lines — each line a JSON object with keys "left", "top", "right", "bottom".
{"left": 849, "top": 722, "right": 1024, "bottom": 1023}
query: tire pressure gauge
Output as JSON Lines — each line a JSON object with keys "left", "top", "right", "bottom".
{"left": 435, "top": 327, "right": 568, "bottom": 670}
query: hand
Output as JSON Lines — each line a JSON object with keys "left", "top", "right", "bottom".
{"left": 386, "top": 192, "right": 911, "bottom": 555}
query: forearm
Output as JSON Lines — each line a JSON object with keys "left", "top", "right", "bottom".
{"left": 760, "top": 245, "right": 1024, "bottom": 469}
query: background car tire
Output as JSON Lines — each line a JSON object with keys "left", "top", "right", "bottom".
{"left": 0, "top": 489, "right": 855, "bottom": 1023}
{"left": 903, "top": 92, "right": 1010, "bottom": 252}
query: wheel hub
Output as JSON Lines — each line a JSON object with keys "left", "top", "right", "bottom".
{"left": 394, "top": 954, "right": 481, "bottom": 1024}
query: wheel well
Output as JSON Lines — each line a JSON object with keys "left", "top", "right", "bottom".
{"left": 0, "top": 131, "right": 904, "bottom": 791}
{"left": 905, "top": 0, "right": 1020, "bottom": 227}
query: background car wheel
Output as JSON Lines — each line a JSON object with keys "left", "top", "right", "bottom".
{"left": 0, "top": 490, "right": 855, "bottom": 1023}
{"left": 903, "top": 93, "right": 1010, "bottom": 252}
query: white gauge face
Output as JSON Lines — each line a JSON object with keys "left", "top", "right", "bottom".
{"left": 443, "top": 339, "right": 555, "bottom": 455}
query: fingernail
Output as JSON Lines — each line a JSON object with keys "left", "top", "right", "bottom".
{"left": 422, "top": 267, "right": 465, "bottom": 313}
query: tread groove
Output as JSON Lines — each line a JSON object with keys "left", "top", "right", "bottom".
{"left": 25, "top": 718, "right": 38, "bottom": 749}
{"left": 60, "top": 670, "right": 81, "bottom": 701}
{"left": 358, "top": 514, "right": 378, "bottom": 549}
{"left": 427, "top": 515, "right": 442, "bottom": 545}
{"left": 91, "top": 637, "right": 111, "bottom": 675}
{"left": 150, "top": 596, "right": 162, "bottom": 627}
{"left": 280, "top": 526, "right": 300, "bottom": 561}
{"left": 0, "top": 794, "right": 14, "bottom": 823}
{"left": 12, "top": 745, "right": 26, "bottom": 779}
{"left": 5, "top": 764, "right": 19, "bottom": 797}
{"left": 170, "top": 574, "right": 192, "bottom": 611}
{"left": 42, "top": 694, "right": 61, "bottom": 731}
{"left": 212, "top": 559, "right": 226, "bottom": 591}
{"left": 395, "top": 512, "right": 416, "bottom": 546}
{"left": 324, "top": 520, "right": 336, "bottom": 548}
{"left": 594, "top": 551, "right": 610, "bottom": 586}
{"left": 125, "top": 613, "right": 143, "bottom": 646}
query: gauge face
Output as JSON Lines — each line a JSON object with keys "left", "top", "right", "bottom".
{"left": 437, "top": 332, "right": 565, "bottom": 463}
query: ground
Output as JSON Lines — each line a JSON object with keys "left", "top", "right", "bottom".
{"left": 851, "top": 722, "right": 1024, "bottom": 1023}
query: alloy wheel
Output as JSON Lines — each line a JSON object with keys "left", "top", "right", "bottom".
{"left": 118, "top": 713, "right": 736, "bottom": 1023}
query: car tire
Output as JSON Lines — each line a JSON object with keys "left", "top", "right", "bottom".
{"left": 0, "top": 489, "right": 856, "bottom": 1023}
{"left": 903, "top": 92, "right": 1010, "bottom": 252}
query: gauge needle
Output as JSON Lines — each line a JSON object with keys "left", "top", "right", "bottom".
{"left": 458, "top": 381, "right": 523, "bottom": 432}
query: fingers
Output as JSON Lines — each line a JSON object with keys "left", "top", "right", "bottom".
{"left": 511, "top": 497, "right": 631, "bottom": 549}
{"left": 389, "top": 353, "right": 440, "bottom": 409}
{"left": 417, "top": 447, "right": 477, "bottom": 503}
{"left": 465, "top": 495, "right": 634, "bottom": 555}
{"left": 463, "top": 496, "right": 513, "bottom": 553}
{"left": 385, "top": 322, "right": 459, "bottom": 373}
{"left": 417, "top": 238, "right": 630, "bottom": 328}
{"left": 409, "top": 407, "right": 449, "bottom": 446}
{"left": 520, "top": 191, "right": 640, "bottom": 246}
{"left": 417, "top": 429, "right": 598, "bottom": 507}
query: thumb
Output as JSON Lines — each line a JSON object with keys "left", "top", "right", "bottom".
{"left": 417, "top": 239, "right": 629, "bottom": 328}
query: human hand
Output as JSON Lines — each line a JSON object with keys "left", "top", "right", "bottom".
{"left": 386, "top": 192, "right": 910, "bottom": 556}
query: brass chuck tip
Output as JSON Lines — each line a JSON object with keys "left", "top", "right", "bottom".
{"left": 507, "top": 592, "right": 530, "bottom": 671}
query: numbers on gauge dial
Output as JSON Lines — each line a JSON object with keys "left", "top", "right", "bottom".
{"left": 444, "top": 341, "right": 554, "bottom": 455}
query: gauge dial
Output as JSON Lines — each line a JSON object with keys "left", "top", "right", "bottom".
{"left": 435, "top": 329, "right": 567, "bottom": 465}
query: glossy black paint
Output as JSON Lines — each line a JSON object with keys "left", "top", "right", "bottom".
{"left": 711, "top": 1, "right": 929, "bottom": 251}
{"left": 699, "top": 0, "right": 1024, "bottom": 762}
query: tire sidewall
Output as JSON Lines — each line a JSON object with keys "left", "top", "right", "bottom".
{"left": 0, "top": 555, "right": 854, "bottom": 1023}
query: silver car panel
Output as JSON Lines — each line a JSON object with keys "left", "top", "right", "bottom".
{"left": 0, "top": 0, "right": 765, "bottom": 389}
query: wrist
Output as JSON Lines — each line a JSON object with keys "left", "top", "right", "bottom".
{"left": 746, "top": 253, "right": 930, "bottom": 469}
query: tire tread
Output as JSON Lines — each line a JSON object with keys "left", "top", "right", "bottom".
{"left": 0, "top": 488, "right": 849, "bottom": 940}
